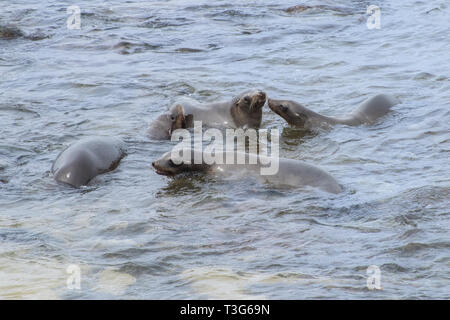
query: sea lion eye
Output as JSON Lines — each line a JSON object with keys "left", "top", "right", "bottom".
{"left": 280, "top": 105, "right": 288, "bottom": 112}
{"left": 243, "top": 96, "right": 251, "bottom": 104}
{"left": 170, "top": 115, "right": 175, "bottom": 121}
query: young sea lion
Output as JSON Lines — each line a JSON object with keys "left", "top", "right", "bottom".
{"left": 152, "top": 148, "right": 342, "bottom": 194}
{"left": 148, "top": 104, "right": 192, "bottom": 140}
{"left": 176, "top": 89, "right": 267, "bottom": 129}
{"left": 52, "top": 137, "right": 126, "bottom": 187}
{"left": 268, "top": 94, "right": 398, "bottom": 129}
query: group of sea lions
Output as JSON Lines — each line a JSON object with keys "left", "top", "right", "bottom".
{"left": 52, "top": 90, "right": 398, "bottom": 194}
{"left": 147, "top": 89, "right": 267, "bottom": 140}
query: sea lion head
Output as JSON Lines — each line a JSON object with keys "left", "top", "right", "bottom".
{"left": 268, "top": 99, "right": 309, "bottom": 127}
{"left": 148, "top": 104, "right": 193, "bottom": 139}
{"left": 152, "top": 149, "right": 208, "bottom": 176}
{"left": 231, "top": 89, "right": 267, "bottom": 129}
{"left": 168, "top": 104, "right": 192, "bottom": 135}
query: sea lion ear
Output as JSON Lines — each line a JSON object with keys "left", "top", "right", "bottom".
{"left": 184, "top": 114, "right": 194, "bottom": 128}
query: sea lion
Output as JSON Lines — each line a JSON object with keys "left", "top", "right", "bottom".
{"left": 52, "top": 137, "right": 126, "bottom": 187}
{"left": 268, "top": 94, "right": 398, "bottom": 129}
{"left": 148, "top": 104, "right": 192, "bottom": 140}
{"left": 152, "top": 148, "right": 342, "bottom": 194}
{"left": 176, "top": 89, "right": 267, "bottom": 129}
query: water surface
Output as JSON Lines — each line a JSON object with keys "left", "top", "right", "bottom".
{"left": 0, "top": 0, "right": 449, "bottom": 299}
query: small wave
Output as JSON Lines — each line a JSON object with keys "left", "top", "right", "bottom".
{"left": 0, "top": 25, "right": 50, "bottom": 41}
{"left": 180, "top": 267, "right": 266, "bottom": 299}
{"left": 284, "top": 5, "right": 356, "bottom": 15}
{"left": 113, "top": 41, "right": 162, "bottom": 54}
{"left": 0, "top": 104, "right": 40, "bottom": 117}
{"left": 206, "top": 9, "right": 267, "bottom": 20}
{"left": 399, "top": 228, "right": 422, "bottom": 239}
{"left": 139, "top": 17, "right": 192, "bottom": 29}
{"left": 425, "top": 7, "right": 443, "bottom": 15}
{"left": 71, "top": 83, "right": 100, "bottom": 88}
{"left": 174, "top": 47, "right": 205, "bottom": 53}
{"left": 94, "top": 267, "right": 136, "bottom": 296}
{"left": 0, "top": 228, "right": 59, "bottom": 252}
{"left": 390, "top": 242, "right": 450, "bottom": 256}
{"left": 118, "top": 261, "right": 173, "bottom": 277}
{"left": 184, "top": 4, "right": 232, "bottom": 11}
{"left": 0, "top": 25, "right": 24, "bottom": 39}
{"left": 381, "top": 263, "right": 410, "bottom": 272}
{"left": 24, "top": 31, "right": 50, "bottom": 41}
{"left": 413, "top": 72, "right": 436, "bottom": 80}
{"left": 209, "top": 9, "right": 252, "bottom": 18}
{"left": 397, "top": 186, "right": 449, "bottom": 210}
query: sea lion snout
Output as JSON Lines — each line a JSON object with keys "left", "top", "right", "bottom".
{"left": 268, "top": 98, "right": 277, "bottom": 109}
{"left": 152, "top": 155, "right": 180, "bottom": 176}
{"left": 244, "top": 90, "right": 266, "bottom": 113}
{"left": 252, "top": 90, "right": 267, "bottom": 107}
{"left": 256, "top": 90, "right": 266, "bottom": 101}
{"left": 152, "top": 159, "right": 171, "bottom": 176}
{"left": 152, "top": 159, "right": 165, "bottom": 171}
{"left": 268, "top": 99, "right": 286, "bottom": 113}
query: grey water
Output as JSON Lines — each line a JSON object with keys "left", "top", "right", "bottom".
{"left": 0, "top": 0, "right": 449, "bottom": 299}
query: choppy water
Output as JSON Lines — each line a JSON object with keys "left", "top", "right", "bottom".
{"left": 1, "top": 0, "right": 449, "bottom": 299}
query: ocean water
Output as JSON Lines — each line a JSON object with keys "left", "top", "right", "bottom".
{"left": 0, "top": 0, "right": 449, "bottom": 299}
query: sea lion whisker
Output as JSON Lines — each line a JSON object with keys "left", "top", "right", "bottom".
{"left": 249, "top": 96, "right": 257, "bottom": 111}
